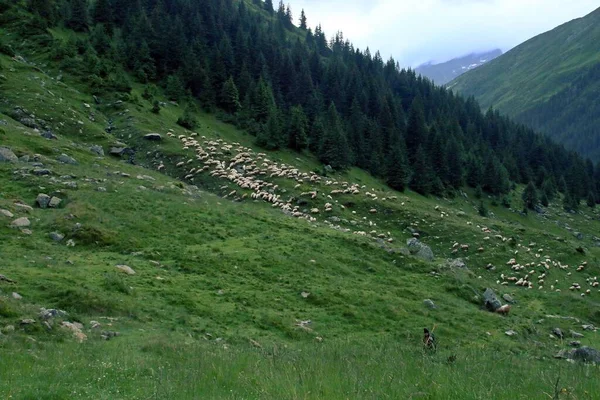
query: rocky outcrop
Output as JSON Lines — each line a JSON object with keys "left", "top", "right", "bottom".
{"left": 406, "top": 238, "right": 434, "bottom": 261}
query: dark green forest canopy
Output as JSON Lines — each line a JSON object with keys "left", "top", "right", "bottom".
{"left": 10, "top": 0, "right": 600, "bottom": 201}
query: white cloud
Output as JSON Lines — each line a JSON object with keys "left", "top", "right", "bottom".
{"left": 289, "top": 0, "right": 599, "bottom": 67}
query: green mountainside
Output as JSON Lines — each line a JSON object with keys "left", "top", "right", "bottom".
{"left": 449, "top": 7, "right": 600, "bottom": 160}
{"left": 0, "top": 1, "right": 600, "bottom": 398}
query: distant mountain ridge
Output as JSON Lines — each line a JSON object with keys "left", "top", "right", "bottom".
{"left": 449, "top": 7, "right": 600, "bottom": 161}
{"left": 416, "top": 49, "right": 502, "bottom": 85}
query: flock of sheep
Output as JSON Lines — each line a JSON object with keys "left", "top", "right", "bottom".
{"left": 447, "top": 221, "right": 599, "bottom": 297}
{"left": 160, "top": 130, "right": 395, "bottom": 242}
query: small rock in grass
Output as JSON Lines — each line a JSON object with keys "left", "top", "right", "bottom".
{"left": 423, "top": 299, "right": 436, "bottom": 309}
{"left": 101, "top": 331, "right": 119, "bottom": 340}
{"left": 89, "top": 145, "right": 104, "bottom": 156}
{"left": 36, "top": 193, "right": 51, "bottom": 208}
{"left": 14, "top": 203, "right": 33, "bottom": 212}
{"left": 505, "top": 330, "right": 517, "bottom": 336}
{"left": 0, "top": 209, "right": 14, "bottom": 218}
{"left": 502, "top": 294, "right": 515, "bottom": 303}
{"left": 552, "top": 328, "right": 564, "bottom": 339}
{"left": 570, "top": 330, "right": 584, "bottom": 338}
{"left": 49, "top": 232, "right": 65, "bottom": 242}
{"left": 12, "top": 292, "right": 22, "bottom": 300}
{"left": 143, "top": 133, "right": 162, "bottom": 141}
{"left": 32, "top": 168, "right": 51, "bottom": 176}
{"left": 57, "top": 154, "right": 78, "bottom": 165}
{"left": 0, "top": 147, "right": 18, "bottom": 163}
{"left": 48, "top": 197, "right": 61, "bottom": 208}
{"left": 39, "top": 308, "right": 68, "bottom": 320}
{"left": 10, "top": 217, "right": 30, "bottom": 228}
{"left": 115, "top": 265, "right": 136, "bottom": 275}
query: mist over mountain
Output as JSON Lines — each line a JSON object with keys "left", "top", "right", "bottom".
{"left": 416, "top": 49, "right": 503, "bottom": 85}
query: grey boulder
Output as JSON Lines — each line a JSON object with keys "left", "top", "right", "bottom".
{"left": 0, "top": 147, "right": 18, "bottom": 163}
{"left": 406, "top": 238, "right": 434, "bottom": 261}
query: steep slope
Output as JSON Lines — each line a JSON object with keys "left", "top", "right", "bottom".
{"left": 416, "top": 49, "right": 502, "bottom": 85}
{"left": 449, "top": 7, "right": 600, "bottom": 160}
{"left": 1, "top": 1, "right": 600, "bottom": 398}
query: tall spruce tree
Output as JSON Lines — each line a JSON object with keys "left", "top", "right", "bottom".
{"left": 406, "top": 96, "right": 427, "bottom": 163}
{"left": 386, "top": 144, "right": 410, "bottom": 192}
{"left": 299, "top": 9, "right": 307, "bottom": 29}
{"left": 410, "top": 145, "right": 435, "bottom": 195}
{"left": 288, "top": 106, "right": 308, "bottom": 151}
{"left": 256, "top": 107, "right": 282, "bottom": 150}
{"left": 319, "top": 103, "right": 350, "bottom": 169}
{"left": 93, "top": 0, "right": 113, "bottom": 27}
{"left": 66, "top": 0, "right": 89, "bottom": 32}
{"left": 220, "top": 77, "right": 241, "bottom": 114}
{"left": 264, "top": 0, "right": 274, "bottom": 14}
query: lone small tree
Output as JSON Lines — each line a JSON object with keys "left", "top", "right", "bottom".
{"left": 522, "top": 182, "right": 538, "bottom": 211}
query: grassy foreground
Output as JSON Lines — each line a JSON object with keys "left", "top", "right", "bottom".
{"left": 1, "top": 337, "right": 598, "bottom": 400}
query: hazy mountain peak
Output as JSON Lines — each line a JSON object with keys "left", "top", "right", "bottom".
{"left": 416, "top": 49, "right": 503, "bottom": 85}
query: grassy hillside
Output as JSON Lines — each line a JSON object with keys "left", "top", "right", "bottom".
{"left": 0, "top": 10, "right": 600, "bottom": 400}
{"left": 449, "top": 7, "right": 600, "bottom": 160}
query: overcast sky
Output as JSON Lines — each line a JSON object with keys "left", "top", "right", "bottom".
{"left": 289, "top": 0, "right": 599, "bottom": 67}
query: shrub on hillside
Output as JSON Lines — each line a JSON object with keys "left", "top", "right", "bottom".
{"left": 177, "top": 107, "right": 198, "bottom": 130}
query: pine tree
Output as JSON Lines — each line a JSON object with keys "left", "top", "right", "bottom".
{"left": 540, "top": 192, "right": 549, "bottom": 207}
{"left": 66, "top": 0, "right": 89, "bottom": 32}
{"left": 288, "top": 106, "right": 308, "bottom": 151}
{"left": 386, "top": 144, "right": 410, "bottom": 192}
{"left": 251, "top": 78, "right": 274, "bottom": 124}
{"left": 410, "top": 145, "right": 435, "bottom": 195}
{"left": 318, "top": 103, "right": 350, "bottom": 170}
{"left": 558, "top": 176, "right": 568, "bottom": 193}
{"left": 406, "top": 96, "right": 427, "bottom": 163}
{"left": 151, "top": 100, "right": 161, "bottom": 114}
{"left": 309, "top": 117, "right": 325, "bottom": 153}
{"left": 256, "top": 107, "right": 282, "bottom": 150}
{"left": 93, "top": 0, "right": 113, "bottom": 27}
{"left": 264, "top": 0, "right": 274, "bottom": 14}
{"left": 166, "top": 75, "right": 186, "bottom": 102}
{"left": 285, "top": 4, "right": 293, "bottom": 28}
{"left": 445, "top": 137, "right": 463, "bottom": 189}
{"left": 299, "top": 9, "right": 307, "bottom": 29}
{"left": 220, "top": 77, "right": 241, "bottom": 114}
{"left": 587, "top": 191, "right": 596, "bottom": 208}
{"left": 29, "top": 0, "right": 55, "bottom": 22}
{"left": 177, "top": 106, "right": 198, "bottom": 130}
{"left": 541, "top": 179, "right": 556, "bottom": 202}
{"left": 522, "top": 182, "right": 538, "bottom": 211}
{"left": 478, "top": 201, "right": 488, "bottom": 217}
{"left": 563, "top": 192, "right": 579, "bottom": 212}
